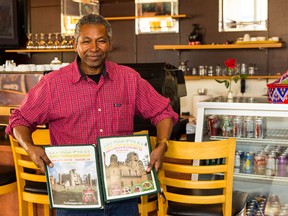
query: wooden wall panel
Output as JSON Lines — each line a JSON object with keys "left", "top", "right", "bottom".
{"left": 2, "top": 0, "right": 288, "bottom": 75}
{"left": 100, "top": 1, "right": 135, "bottom": 63}
{"left": 30, "top": 7, "right": 61, "bottom": 33}
{"left": 30, "top": 0, "right": 60, "bottom": 7}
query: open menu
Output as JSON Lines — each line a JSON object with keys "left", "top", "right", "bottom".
{"left": 44, "top": 135, "right": 159, "bottom": 209}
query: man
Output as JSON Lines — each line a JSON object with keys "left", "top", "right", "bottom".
{"left": 6, "top": 14, "right": 178, "bottom": 215}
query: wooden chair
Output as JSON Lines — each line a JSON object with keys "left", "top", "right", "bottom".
{"left": 157, "top": 138, "right": 237, "bottom": 216}
{"left": 9, "top": 129, "right": 52, "bottom": 216}
{"left": 134, "top": 131, "right": 158, "bottom": 216}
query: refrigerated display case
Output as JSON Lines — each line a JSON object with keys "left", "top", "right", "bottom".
{"left": 195, "top": 96, "right": 288, "bottom": 215}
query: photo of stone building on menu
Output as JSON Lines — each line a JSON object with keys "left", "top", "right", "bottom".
{"left": 104, "top": 151, "right": 153, "bottom": 196}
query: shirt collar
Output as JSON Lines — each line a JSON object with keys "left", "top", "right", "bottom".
{"left": 72, "top": 56, "right": 109, "bottom": 83}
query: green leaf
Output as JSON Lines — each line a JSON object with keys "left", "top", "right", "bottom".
{"left": 215, "top": 79, "right": 226, "bottom": 84}
{"left": 233, "top": 76, "right": 239, "bottom": 83}
{"left": 224, "top": 80, "right": 230, "bottom": 89}
{"left": 240, "top": 74, "right": 248, "bottom": 79}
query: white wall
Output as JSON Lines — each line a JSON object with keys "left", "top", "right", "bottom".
{"left": 180, "top": 78, "right": 277, "bottom": 117}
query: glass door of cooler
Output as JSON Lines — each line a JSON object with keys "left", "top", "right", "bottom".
{"left": 195, "top": 96, "right": 288, "bottom": 215}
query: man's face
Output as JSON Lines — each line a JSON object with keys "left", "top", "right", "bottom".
{"left": 74, "top": 24, "right": 111, "bottom": 74}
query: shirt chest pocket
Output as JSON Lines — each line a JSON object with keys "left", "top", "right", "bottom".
{"left": 112, "top": 104, "right": 134, "bottom": 133}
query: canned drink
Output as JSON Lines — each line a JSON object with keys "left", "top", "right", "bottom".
{"left": 264, "top": 145, "right": 273, "bottom": 153}
{"left": 234, "top": 151, "right": 241, "bottom": 173}
{"left": 276, "top": 154, "right": 287, "bottom": 177}
{"left": 243, "top": 152, "right": 254, "bottom": 174}
{"left": 238, "top": 150, "right": 245, "bottom": 172}
{"left": 255, "top": 194, "right": 266, "bottom": 202}
{"left": 266, "top": 153, "right": 276, "bottom": 176}
{"left": 255, "top": 117, "right": 264, "bottom": 138}
{"left": 233, "top": 116, "right": 242, "bottom": 137}
{"left": 222, "top": 116, "right": 232, "bottom": 137}
{"left": 243, "top": 116, "right": 254, "bottom": 138}
{"left": 207, "top": 115, "right": 220, "bottom": 136}
{"left": 254, "top": 151, "right": 266, "bottom": 175}
{"left": 246, "top": 209, "right": 254, "bottom": 216}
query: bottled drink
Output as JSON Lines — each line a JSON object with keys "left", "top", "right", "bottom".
{"left": 188, "top": 24, "right": 202, "bottom": 45}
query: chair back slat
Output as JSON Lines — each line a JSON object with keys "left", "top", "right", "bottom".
{"left": 162, "top": 163, "right": 228, "bottom": 174}
{"left": 164, "top": 178, "right": 227, "bottom": 189}
{"left": 20, "top": 172, "right": 47, "bottom": 182}
{"left": 165, "top": 192, "right": 226, "bottom": 204}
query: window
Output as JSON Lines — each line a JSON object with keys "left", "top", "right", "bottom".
{"left": 61, "top": 0, "right": 100, "bottom": 35}
{"left": 135, "top": 0, "right": 179, "bottom": 34}
{"left": 219, "top": 0, "right": 268, "bottom": 32}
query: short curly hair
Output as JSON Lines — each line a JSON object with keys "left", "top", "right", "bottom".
{"left": 74, "top": 14, "right": 112, "bottom": 43}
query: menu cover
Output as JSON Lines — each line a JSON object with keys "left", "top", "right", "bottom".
{"left": 44, "top": 135, "right": 159, "bottom": 209}
{"left": 97, "top": 135, "right": 159, "bottom": 203}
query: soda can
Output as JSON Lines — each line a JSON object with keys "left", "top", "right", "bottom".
{"left": 221, "top": 115, "right": 232, "bottom": 137}
{"left": 276, "top": 154, "right": 287, "bottom": 177}
{"left": 255, "top": 117, "right": 264, "bottom": 138}
{"left": 237, "top": 150, "right": 245, "bottom": 172}
{"left": 243, "top": 116, "right": 254, "bottom": 138}
{"left": 266, "top": 153, "right": 276, "bottom": 176}
{"left": 243, "top": 152, "right": 254, "bottom": 174}
{"left": 233, "top": 116, "right": 242, "bottom": 137}
{"left": 207, "top": 115, "right": 220, "bottom": 136}
{"left": 254, "top": 151, "right": 266, "bottom": 175}
{"left": 234, "top": 151, "right": 241, "bottom": 173}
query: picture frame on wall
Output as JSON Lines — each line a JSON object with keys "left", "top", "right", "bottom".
{"left": 0, "top": 0, "right": 19, "bottom": 48}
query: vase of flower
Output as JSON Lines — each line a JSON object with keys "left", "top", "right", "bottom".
{"left": 215, "top": 58, "right": 248, "bottom": 99}
{"left": 227, "top": 90, "right": 233, "bottom": 99}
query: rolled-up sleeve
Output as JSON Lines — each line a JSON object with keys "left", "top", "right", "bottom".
{"left": 5, "top": 78, "right": 50, "bottom": 136}
{"left": 135, "top": 77, "right": 179, "bottom": 126}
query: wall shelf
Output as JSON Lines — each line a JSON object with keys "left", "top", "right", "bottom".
{"left": 154, "top": 43, "right": 284, "bottom": 50}
{"left": 184, "top": 75, "right": 280, "bottom": 80}
{"left": 106, "top": 14, "right": 187, "bottom": 21}
{"left": 5, "top": 49, "right": 74, "bottom": 53}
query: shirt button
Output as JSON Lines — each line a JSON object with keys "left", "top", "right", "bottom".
{"left": 98, "top": 108, "right": 101, "bottom": 112}
{"left": 99, "top": 129, "right": 103, "bottom": 133}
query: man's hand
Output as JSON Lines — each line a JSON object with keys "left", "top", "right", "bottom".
{"left": 13, "top": 126, "right": 53, "bottom": 174}
{"left": 146, "top": 142, "right": 166, "bottom": 172}
{"left": 26, "top": 145, "right": 53, "bottom": 173}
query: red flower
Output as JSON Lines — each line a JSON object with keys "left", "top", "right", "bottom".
{"left": 224, "top": 58, "right": 236, "bottom": 69}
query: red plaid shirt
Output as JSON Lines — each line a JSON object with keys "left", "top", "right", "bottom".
{"left": 6, "top": 59, "right": 178, "bottom": 145}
